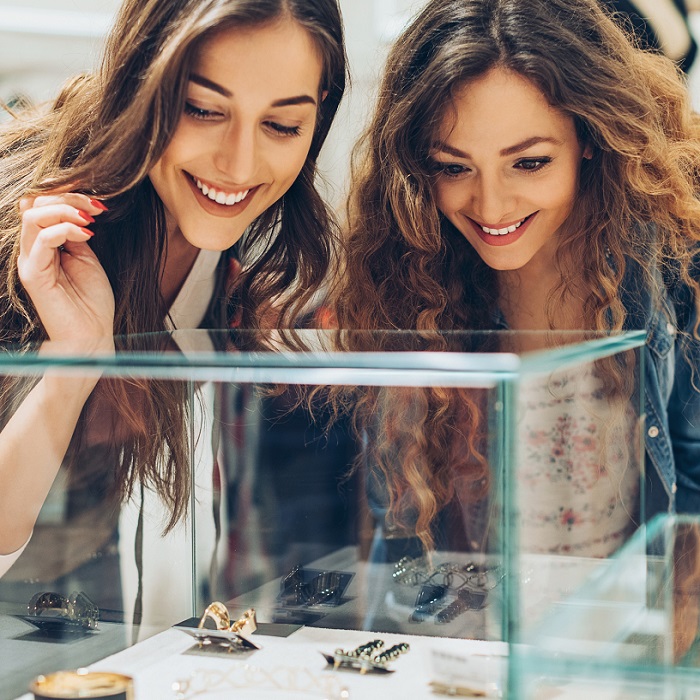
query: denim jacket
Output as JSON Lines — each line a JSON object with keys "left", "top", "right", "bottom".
{"left": 621, "top": 255, "right": 700, "bottom": 519}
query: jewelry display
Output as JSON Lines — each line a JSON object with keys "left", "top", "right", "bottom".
{"left": 410, "top": 584, "right": 447, "bottom": 622}
{"left": 321, "top": 638, "right": 410, "bottom": 674}
{"left": 393, "top": 557, "right": 497, "bottom": 591}
{"left": 174, "top": 603, "right": 260, "bottom": 653}
{"left": 278, "top": 565, "right": 353, "bottom": 608}
{"left": 30, "top": 670, "right": 133, "bottom": 699}
{"left": 24, "top": 591, "right": 99, "bottom": 633}
{"left": 393, "top": 556, "right": 503, "bottom": 624}
{"left": 172, "top": 664, "right": 350, "bottom": 699}
{"left": 435, "top": 588, "right": 488, "bottom": 624}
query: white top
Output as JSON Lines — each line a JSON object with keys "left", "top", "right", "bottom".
{"left": 0, "top": 249, "right": 222, "bottom": 581}
{"left": 517, "top": 362, "right": 640, "bottom": 557}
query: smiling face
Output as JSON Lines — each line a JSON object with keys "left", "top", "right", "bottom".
{"left": 148, "top": 19, "right": 324, "bottom": 252}
{"left": 430, "top": 67, "right": 589, "bottom": 273}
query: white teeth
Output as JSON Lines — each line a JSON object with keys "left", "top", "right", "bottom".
{"left": 194, "top": 177, "right": 250, "bottom": 207}
{"left": 480, "top": 217, "right": 527, "bottom": 236}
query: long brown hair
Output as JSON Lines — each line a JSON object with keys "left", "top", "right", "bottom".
{"left": 0, "top": 0, "right": 347, "bottom": 529}
{"left": 332, "top": 0, "right": 700, "bottom": 551}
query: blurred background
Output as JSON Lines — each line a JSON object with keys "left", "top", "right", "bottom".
{"left": 1, "top": 0, "right": 700, "bottom": 209}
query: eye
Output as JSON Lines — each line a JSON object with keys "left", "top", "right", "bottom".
{"left": 514, "top": 157, "right": 552, "bottom": 172}
{"left": 265, "top": 121, "right": 302, "bottom": 137}
{"left": 430, "top": 161, "right": 470, "bottom": 179}
{"left": 184, "top": 102, "right": 221, "bottom": 120}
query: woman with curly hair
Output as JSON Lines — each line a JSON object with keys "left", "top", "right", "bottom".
{"left": 0, "top": 0, "right": 347, "bottom": 621}
{"left": 333, "top": 0, "right": 700, "bottom": 557}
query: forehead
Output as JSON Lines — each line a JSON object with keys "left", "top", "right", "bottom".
{"left": 440, "top": 67, "right": 577, "bottom": 146}
{"left": 192, "top": 19, "right": 324, "bottom": 96}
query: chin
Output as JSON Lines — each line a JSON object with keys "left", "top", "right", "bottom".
{"left": 480, "top": 258, "right": 527, "bottom": 272}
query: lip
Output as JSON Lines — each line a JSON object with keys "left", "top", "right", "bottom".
{"left": 470, "top": 212, "right": 537, "bottom": 247}
{"left": 185, "top": 172, "right": 259, "bottom": 218}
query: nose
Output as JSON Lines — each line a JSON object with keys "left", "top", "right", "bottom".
{"left": 213, "top": 121, "right": 258, "bottom": 184}
{"left": 469, "top": 171, "right": 514, "bottom": 226}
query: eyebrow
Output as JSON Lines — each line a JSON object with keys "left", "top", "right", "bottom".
{"left": 189, "top": 73, "right": 317, "bottom": 107}
{"left": 435, "top": 136, "right": 562, "bottom": 159}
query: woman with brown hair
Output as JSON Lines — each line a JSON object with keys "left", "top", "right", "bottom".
{"left": 334, "top": 0, "right": 700, "bottom": 556}
{"left": 0, "top": 0, "right": 347, "bottom": 616}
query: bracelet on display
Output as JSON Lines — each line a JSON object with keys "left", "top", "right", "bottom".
{"left": 173, "top": 603, "right": 259, "bottom": 653}
{"left": 321, "top": 638, "right": 410, "bottom": 674}
{"left": 30, "top": 670, "right": 133, "bottom": 700}
{"left": 25, "top": 591, "right": 99, "bottom": 632}
{"left": 394, "top": 557, "right": 502, "bottom": 624}
{"left": 393, "top": 556, "right": 502, "bottom": 592}
{"left": 172, "top": 664, "right": 350, "bottom": 699}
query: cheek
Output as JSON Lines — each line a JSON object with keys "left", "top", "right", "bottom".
{"left": 276, "top": 143, "right": 312, "bottom": 184}
{"left": 435, "top": 183, "right": 468, "bottom": 219}
{"left": 548, "top": 177, "right": 579, "bottom": 213}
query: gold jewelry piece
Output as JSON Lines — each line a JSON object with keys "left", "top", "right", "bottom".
{"left": 30, "top": 670, "right": 133, "bottom": 699}
{"left": 198, "top": 602, "right": 230, "bottom": 631}
{"left": 180, "top": 604, "right": 259, "bottom": 653}
{"left": 197, "top": 603, "right": 257, "bottom": 635}
{"left": 230, "top": 608, "right": 257, "bottom": 636}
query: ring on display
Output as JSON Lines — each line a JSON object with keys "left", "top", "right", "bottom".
{"left": 26, "top": 591, "right": 99, "bottom": 630}
{"left": 198, "top": 603, "right": 257, "bottom": 636}
{"left": 198, "top": 602, "right": 231, "bottom": 631}
{"left": 175, "top": 603, "right": 260, "bottom": 653}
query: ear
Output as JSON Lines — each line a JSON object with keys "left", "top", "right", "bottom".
{"left": 321, "top": 90, "right": 328, "bottom": 102}
{"left": 582, "top": 143, "right": 593, "bottom": 160}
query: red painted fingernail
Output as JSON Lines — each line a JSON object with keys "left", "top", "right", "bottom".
{"left": 89, "top": 198, "right": 108, "bottom": 211}
{"left": 77, "top": 209, "right": 95, "bottom": 224}
{"left": 80, "top": 227, "right": 94, "bottom": 237}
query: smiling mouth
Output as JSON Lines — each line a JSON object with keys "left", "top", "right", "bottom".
{"left": 191, "top": 175, "right": 251, "bottom": 206}
{"left": 476, "top": 213, "right": 534, "bottom": 236}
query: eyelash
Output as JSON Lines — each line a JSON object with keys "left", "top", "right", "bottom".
{"left": 431, "top": 156, "right": 553, "bottom": 179}
{"left": 184, "top": 102, "right": 302, "bottom": 138}
{"left": 515, "top": 157, "right": 553, "bottom": 172}
{"left": 266, "top": 123, "right": 302, "bottom": 137}
{"left": 184, "top": 102, "right": 220, "bottom": 120}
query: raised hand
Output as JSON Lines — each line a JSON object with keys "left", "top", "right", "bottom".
{"left": 17, "top": 193, "right": 114, "bottom": 346}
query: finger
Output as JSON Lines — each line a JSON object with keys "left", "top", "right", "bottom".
{"left": 18, "top": 223, "right": 93, "bottom": 285}
{"left": 31, "top": 193, "right": 108, "bottom": 214}
{"left": 19, "top": 197, "right": 35, "bottom": 213}
{"left": 20, "top": 205, "right": 96, "bottom": 257}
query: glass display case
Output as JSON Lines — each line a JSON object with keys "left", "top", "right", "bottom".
{"left": 513, "top": 512, "right": 700, "bottom": 699}
{"left": 0, "top": 329, "right": 646, "bottom": 699}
